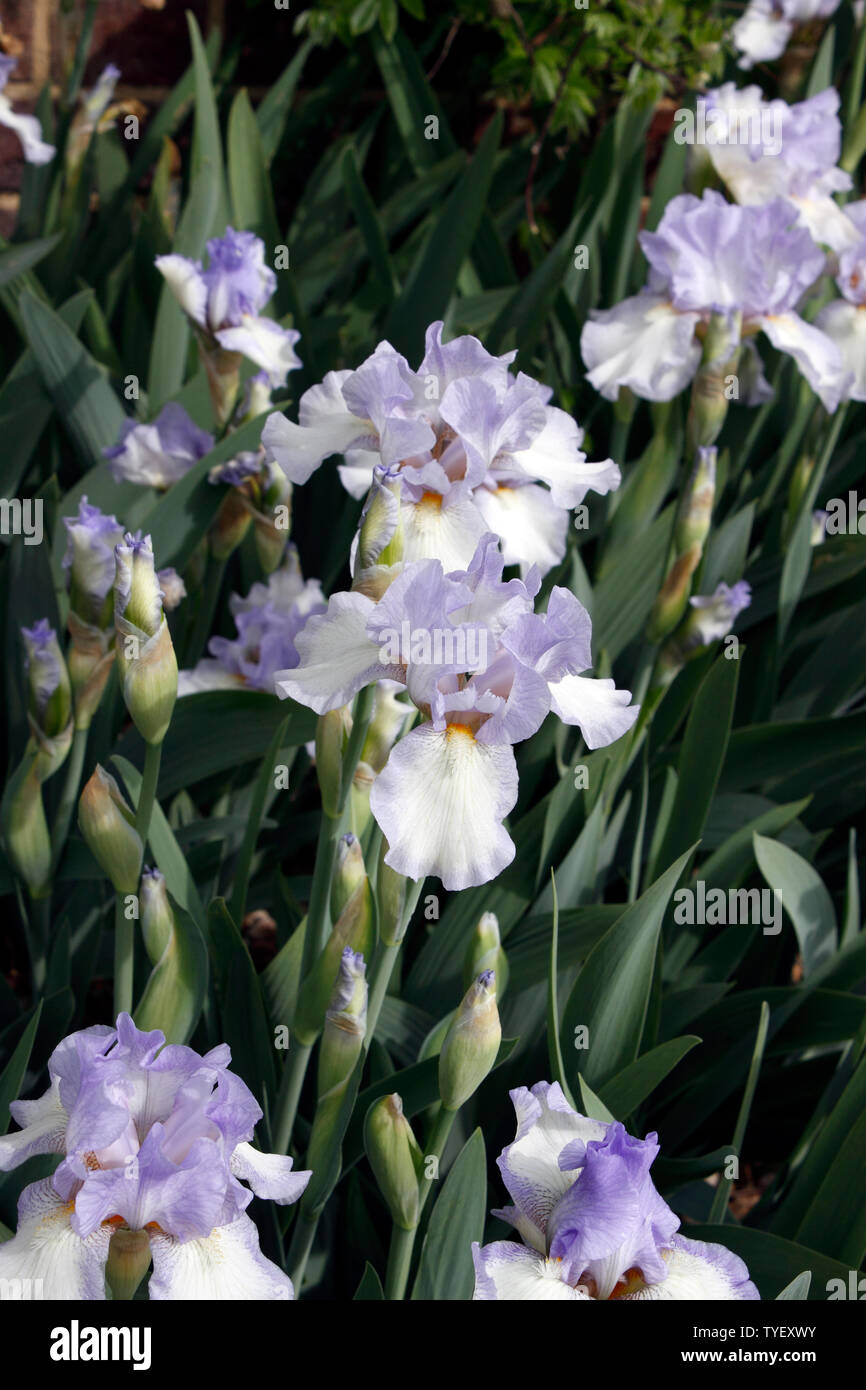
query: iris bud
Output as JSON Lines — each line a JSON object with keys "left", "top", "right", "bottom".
{"left": 364, "top": 1093, "right": 424, "bottom": 1230}
{"left": 463, "top": 911, "right": 509, "bottom": 998}
{"left": 438, "top": 971, "right": 501, "bottom": 1111}
{"left": 78, "top": 765, "right": 143, "bottom": 895}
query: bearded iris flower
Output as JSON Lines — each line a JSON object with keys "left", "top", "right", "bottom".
{"left": 815, "top": 211, "right": 866, "bottom": 402}
{"left": 702, "top": 84, "right": 857, "bottom": 254}
{"left": 732, "top": 0, "right": 840, "bottom": 71}
{"left": 0, "top": 1015, "right": 310, "bottom": 1299}
{"left": 155, "top": 228, "right": 301, "bottom": 394}
{"left": 472, "top": 1082, "right": 760, "bottom": 1301}
{"left": 178, "top": 546, "right": 326, "bottom": 694}
{"left": 104, "top": 403, "right": 214, "bottom": 489}
{"left": 276, "top": 532, "right": 637, "bottom": 890}
{"left": 262, "top": 321, "right": 619, "bottom": 575}
{"left": 0, "top": 56, "right": 55, "bottom": 165}
{"left": 581, "top": 191, "right": 850, "bottom": 412}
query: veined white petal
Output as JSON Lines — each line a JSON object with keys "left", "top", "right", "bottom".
{"left": 0, "top": 1079, "right": 67, "bottom": 1171}
{"left": 758, "top": 312, "right": 852, "bottom": 413}
{"left": 510, "top": 405, "right": 621, "bottom": 509}
{"left": 230, "top": 1143, "right": 311, "bottom": 1204}
{"left": 472, "top": 1241, "right": 591, "bottom": 1301}
{"left": 0, "top": 96, "right": 56, "bottom": 164}
{"left": 273, "top": 590, "right": 392, "bottom": 713}
{"left": 0, "top": 1179, "right": 110, "bottom": 1299}
{"left": 549, "top": 674, "right": 639, "bottom": 749}
{"left": 370, "top": 723, "right": 518, "bottom": 891}
{"left": 262, "top": 371, "right": 367, "bottom": 486}
{"left": 790, "top": 193, "right": 862, "bottom": 255}
{"left": 400, "top": 493, "right": 489, "bottom": 572}
{"left": 621, "top": 1235, "right": 760, "bottom": 1300}
{"left": 214, "top": 317, "right": 301, "bottom": 388}
{"left": 815, "top": 298, "right": 866, "bottom": 401}
{"left": 154, "top": 254, "right": 208, "bottom": 327}
{"left": 475, "top": 483, "right": 568, "bottom": 576}
{"left": 148, "top": 1213, "right": 292, "bottom": 1300}
{"left": 581, "top": 294, "right": 701, "bottom": 403}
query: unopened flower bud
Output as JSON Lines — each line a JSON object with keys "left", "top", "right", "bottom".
{"left": 463, "top": 912, "right": 509, "bottom": 998}
{"left": 355, "top": 469, "right": 402, "bottom": 577}
{"left": 331, "top": 834, "right": 365, "bottom": 923}
{"left": 364, "top": 1093, "right": 424, "bottom": 1230}
{"left": 0, "top": 752, "right": 51, "bottom": 897}
{"left": 646, "top": 544, "right": 701, "bottom": 644}
{"left": 114, "top": 533, "right": 178, "bottom": 745}
{"left": 78, "top": 765, "right": 143, "bottom": 895}
{"left": 293, "top": 877, "right": 375, "bottom": 1045}
{"left": 377, "top": 841, "right": 411, "bottom": 947}
{"left": 139, "top": 866, "right": 174, "bottom": 966}
{"left": 318, "top": 948, "right": 368, "bottom": 1098}
{"left": 687, "top": 312, "right": 741, "bottom": 452}
{"left": 362, "top": 683, "right": 408, "bottom": 773}
{"left": 315, "top": 707, "right": 352, "bottom": 818}
{"left": 254, "top": 459, "right": 292, "bottom": 575}
{"left": 21, "top": 621, "right": 73, "bottom": 780}
{"left": 106, "top": 1227, "right": 152, "bottom": 1302}
{"left": 438, "top": 970, "right": 501, "bottom": 1111}
{"left": 675, "top": 447, "right": 716, "bottom": 556}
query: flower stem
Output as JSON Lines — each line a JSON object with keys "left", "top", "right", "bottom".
{"left": 49, "top": 726, "right": 89, "bottom": 878}
{"left": 385, "top": 1103, "right": 456, "bottom": 1301}
{"left": 384, "top": 1224, "right": 417, "bottom": 1301}
{"left": 273, "top": 1040, "right": 312, "bottom": 1155}
{"left": 229, "top": 718, "right": 291, "bottom": 925}
{"left": 135, "top": 740, "right": 163, "bottom": 854}
{"left": 113, "top": 891, "right": 134, "bottom": 1017}
{"left": 287, "top": 1209, "right": 319, "bottom": 1293}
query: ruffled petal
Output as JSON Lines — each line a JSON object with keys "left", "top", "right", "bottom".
{"left": 148, "top": 1213, "right": 292, "bottom": 1300}
{"left": 497, "top": 1082, "right": 607, "bottom": 1245}
{"left": 757, "top": 312, "right": 852, "bottom": 412}
{"left": 472, "top": 1240, "right": 591, "bottom": 1300}
{"left": 177, "top": 661, "right": 245, "bottom": 696}
{"left": 732, "top": 7, "right": 792, "bottom": 69}
{"left": 154, "top": 254, "right": 208, "bottom": 327}
{"left": 621, "top": 1234, "right": 760, "bottom": 1300}
{"left": 510, "top": 405, "right": 620, "bottom": 509}
{"left": 262, "top": 371, "right": 365, "bottom": 486}
{"left": 475, "top": 483, "right": 569, "bottom": 576}
{"left": 0, "top": 1079, "right": 67, "bottom": 1171}
{"left": 370, "top": 723, "right": 518, "bottom": 890}
{"left": 214, "top": 317, "right": 301, "bottom": 388}
{"left": 548, "top": 674, "right": 639, "bottom": 749}
{"left": 0, "top": 96, "right": 56, "bottom": 164}
{"left": 274, "top": 590, "right": 393, "bottom": 714}
{"left": 230, "top": 1143, "right": 311, "bottom": 1204}
{"left": 815, "top": 298, "right": 866, "bottom": 401}
{"left": 581, "top": 294, "right": 701, "bottom": 403}
{"left": 0, "top": 1179, "right": 110, "bottom": 1299}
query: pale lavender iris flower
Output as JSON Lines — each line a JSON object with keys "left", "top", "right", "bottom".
{"left": 703, "top": 84, "right": 856, "bottom": 252}
{"left": 0, "top": 56, "right": 55, "bottom": 164}
{"left": 276, "top": 533, "right": 638, "bottom": 890}
{"left": 0, "top": 1014, "right": 310, "bottom": 1299}
{"left": 155, "top": 228, "right": 301, "bottom": 387}
{"left": 104, "top": 403, "right": 214, "bottom": 489}
{"left": 262, "top": 322, "right": 619, "bottom": 575}
{"left": 732, "top": 0, "right": 840, "bottom": 71}
{"left": 472, "top": 1082, "right": 760, "bottom": 1301}
{"left": 178, "top": 546, "right": 326, "bottom": 695}
{"left": 816, "top": 202, "right": 866, "bottom": 401}
{"left": 581, "top": 191, "right": 850, "bottom": 412}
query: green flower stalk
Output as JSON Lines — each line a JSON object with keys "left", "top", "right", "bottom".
{"left": 438, "top": 970, "right": 502, "bottom": 1112}
{"left": 77, "top": 766, "right": 143, "bottom": 896}
{"left": 364, "top": 1093, "right": 424, "bottom": 1231}
{"left": 114, "top": 533, "right": 178, "bottom": 747}
{"left": 315, "top": 707, "right": 352, "bottom": 819}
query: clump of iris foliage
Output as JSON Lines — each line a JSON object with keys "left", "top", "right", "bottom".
{"left": 0, "top": 0, "right": 864, "bottom": 1302}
